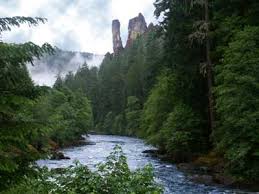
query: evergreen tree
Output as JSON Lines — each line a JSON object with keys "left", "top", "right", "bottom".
{"left": 0, "top": 16, "right": 53, "bottom": 189}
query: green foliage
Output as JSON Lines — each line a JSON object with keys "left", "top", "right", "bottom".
{"left": 0, "top": 16, "right": 94, "bottom": 190}
{"left": 0, "top": 17, "right": 46, "bottom": 32}
{"left": 152, "top": 0, "right": 259, "bottom": 181}
{"left": 2, "top": 0, "right": 259, "bottom": 187}
{"left": 93, "top": 29, "right": 164, "bottom": 134}
{"left": 102, "top": 112, "right": 115, "bottom": 134}
{"left": 112, "top": 114, "right": 125, "bottom": 135}
{"left": 140, "top": 72, "right": 205, "bottom": 158}
{"left": 214, "top": 26, "right": 259, "bottom": 180}
{"left": 0, "top": 71, "right": 93, "bottom": 190}
{"left": 140, "top": 72, "right": 176, "bottom": 143}
{"left": 56, "top": 63, "right": 100, "bottom": 124}
{"left": 0, "top": 16, "right": 55, "bottom": 190}
{"left": 0, "top": 42, "right": 53, "bottom": 94}
{"left": 49, "top": 0, "right": 259, "bottom": 183}
{"left": 32, "top": 88, "right": 93, "bottom": 147}
{"left": 125, "top": 96, "right": 142, "bottom": 136}
{"left": 56, "top": 0, "right": 259, "bottom": 183}
{"left": 161, "top": 104, "right": 204, "bottom": 160}
{"left": 5, "top": 146, "right": 162, "bottom": 194}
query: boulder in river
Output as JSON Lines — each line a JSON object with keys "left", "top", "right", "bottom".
{"left": 142, "top": 149, "right": 158, "bottom": 154}
{"left": 51, "top": 152, "right": 70, "bottom": 160}
{"left": 84, "top": 141, "right": 96, "bottom": 145}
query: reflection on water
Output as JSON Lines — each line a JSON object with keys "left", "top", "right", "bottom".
{"left": 37, "top": 135, "right": 251, "bottom": 194}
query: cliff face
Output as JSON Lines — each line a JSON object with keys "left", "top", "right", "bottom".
{"left": 112, "top": 19, "right": 123, "bottom": 54}
{"left": 126, "top": 13, "right": 147, "bottom": 47}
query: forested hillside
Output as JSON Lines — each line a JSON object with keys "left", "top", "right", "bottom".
{"left": 60, "top": 0, "right": 259, "bottom": 183}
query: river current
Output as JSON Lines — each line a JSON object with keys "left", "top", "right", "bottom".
{"left": 37, "top": 135, "right": 253, "bottom": 194}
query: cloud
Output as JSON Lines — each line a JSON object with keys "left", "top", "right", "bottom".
{"left": 0, "top": 0, "right": 156, "bottom": 54}
{"left": 0, "top": 0, "right": 112, "bottom": 54}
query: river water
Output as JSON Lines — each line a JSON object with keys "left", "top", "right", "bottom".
{"left": 37, "top": 135, "right": 252, "bottom": 194}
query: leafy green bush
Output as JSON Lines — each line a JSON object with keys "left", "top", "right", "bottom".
{"left": 5, "top": 146, "right": 163, "bottom": 194}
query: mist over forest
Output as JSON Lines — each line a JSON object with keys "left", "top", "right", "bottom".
{"left": 28, "top": 49, "right": 104, "bottom": 86}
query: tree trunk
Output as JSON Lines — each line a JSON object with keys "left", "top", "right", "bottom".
{"left": 205, "top": 0, "right": 215, "bottom": 132}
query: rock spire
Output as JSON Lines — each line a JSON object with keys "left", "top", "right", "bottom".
{"left": 112, "top": 13, "right": 148, "bottom": 54}
{"left": 112, "top": 19, "right": 123, "bottom": 54}
{"left": 126, "top": 13, "right": 147, "bottom": 47}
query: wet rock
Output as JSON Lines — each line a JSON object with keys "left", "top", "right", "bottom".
{"left": 142, "top": 149, "right": 158, "bottom": 154}
{"left": 84, "top": 141, "right": 96, "bottom": 146}
{"left": 48, "top": 139, "right": 59, "bottom": 151}
{"left": 51, "top": 152, "right": 70, "bottom": 160}
{"left": 147, "top": 23, "right": 155, "bottom": 31}
{"left": 88, "top": 131, "right": 97, "bottom": 135}
{"left": 189, "top": 174, "right": 214, "bottom": 185}
{"left": 177, "top": 163, "right": 198, "bottom": 173}
{"left": 214, "top": 174, "right": 235, "bottom": 186}
{"left": 177, "top": 162, "right": 212, "bottom": 174}
{"left": 199, "top": 166, "right": 211, "bottom": 174}
{"left": 65, "top": 139, "right": 95, "bottom": 147}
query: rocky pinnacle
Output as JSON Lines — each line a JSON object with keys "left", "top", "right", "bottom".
{"left": 126, "top": 13, "right": 147, "bottom": 47}
{"left": 112, "top": 13, "right": 148, "bottom": 54}
{"left": 112, "top": 19, "right": 123, "bottom": 54}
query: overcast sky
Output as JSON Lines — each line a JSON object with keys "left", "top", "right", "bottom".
{"left": 0, "top": 0, "right": 156, "bottom": 54}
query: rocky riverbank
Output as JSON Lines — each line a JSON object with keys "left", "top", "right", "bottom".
{"left": 143, "top": 149, "right": 259, "bottom": 192}
{"left": 49, "top": 135, "right": 96, "bottom": 160}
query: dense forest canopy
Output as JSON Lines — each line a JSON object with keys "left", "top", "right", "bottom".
{"left": 1, "top": 0, "right": 259, "bottom": 192}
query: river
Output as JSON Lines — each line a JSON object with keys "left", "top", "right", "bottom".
{"left": 37, "top": 135, "right": 251, "bottom": 194}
